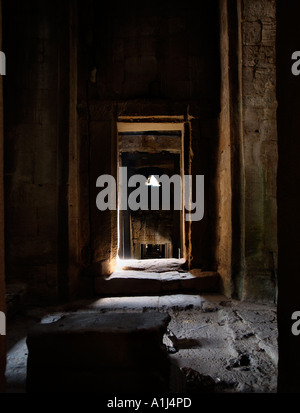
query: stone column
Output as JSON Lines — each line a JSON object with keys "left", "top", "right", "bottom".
{"left": 241, "top": 0, "right": 278, "bottom": 301}
{"left": 217, "top": 0, "right": 244, "bottom": 298}
{"left": 217, "top": 0, "right": 278, "bottom": 302}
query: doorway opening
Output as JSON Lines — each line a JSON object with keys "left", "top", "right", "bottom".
{"left": 117, "top": 121, "right": 185, "bottom": 265}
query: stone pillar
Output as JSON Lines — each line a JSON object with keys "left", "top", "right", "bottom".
{"left": 241, "top": 0, "right": 278, "bottom": 301}
{"left": 3, "top": 0, "right": 72, "bottom": 303}
{"left": 217, "top": 0, "right": 278, "bottom": 302}
{"left": 0, "top": 0, "right": 6, "bottom": 393}
{"left": 88, "top": 114, "right": 118, "bottom": 278}
{"left": 217, "top": 0, "right": 244, "bottom": 297}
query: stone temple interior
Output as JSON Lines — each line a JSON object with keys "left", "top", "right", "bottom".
{"left": 0, "top": 0, "right": 300, "bottom": 395}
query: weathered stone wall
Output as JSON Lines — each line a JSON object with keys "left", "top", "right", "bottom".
{"left": 217, "top": 0, "right": 278, "bottom": 301}
{"left": 131, "top": 212, "right": 174, "bottom": 259}
{"left": 241, "top": 0, "right": 278, "bottom": 301}
{"left": 3, "top": 0, "right": 70, "bottom": 302}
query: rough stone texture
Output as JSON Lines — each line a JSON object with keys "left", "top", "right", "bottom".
{"left": 217, "top": 0, "right": 278, "bottom": 301}
{"left": 26, "top": 311, "right": 171, "bottom": 393}
{"left": 5, "top": 295, "right": 278, "bottom": 393}
{"left": 241, "top": 0, "right": 278, "bottom": 301}
{"left": 167, "top": 299, "right": 278, "bottom": 393}
{"left": 120, "top": 258, "right": 186, "bottom": 272}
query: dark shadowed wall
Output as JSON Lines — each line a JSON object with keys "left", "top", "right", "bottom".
{"left": 277, "top": 0, "right": 300, "bottom": 393}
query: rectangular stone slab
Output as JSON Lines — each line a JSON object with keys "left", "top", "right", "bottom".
{"left": 26, "top": 311, "right": 171, "bottom": 392}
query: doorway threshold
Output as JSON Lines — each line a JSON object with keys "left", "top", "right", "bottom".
{"left": 95, "top": 258, "right": 219, "bottom": 297}
{"left": 116, "top": 258, "right": 187, "bottom": 273}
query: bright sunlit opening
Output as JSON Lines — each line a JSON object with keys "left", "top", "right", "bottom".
{"left": 145, "top": 175, "right": 161, "bottom": 187}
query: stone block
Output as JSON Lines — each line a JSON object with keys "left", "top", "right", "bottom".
{"left": 243, "top": 21, "right": 262, "bottom": 45}
{"left": 26, "top": 312, "right": 171, "bottom": 392}
{"left": 243, "top": 0, "right": 276, "bottom": 22}
{"left": 243, "top": 45, "right": 275, "bottom": 68}
{"left": 262, "top": 23, "right": 276, "bottom": 46}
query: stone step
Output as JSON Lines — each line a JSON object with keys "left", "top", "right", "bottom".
{"left": 26, "top": 311, "right": 171, "bottom": 393}
{"left": 90, "top": 294, "right": 204, "bottom": 312}
{"left": 95, "top": 270, "right": 219, "bottom": 297}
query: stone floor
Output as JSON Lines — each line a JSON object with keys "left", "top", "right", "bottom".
{"left": 5, "top": 293, "right": 278, "bottom": 393}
